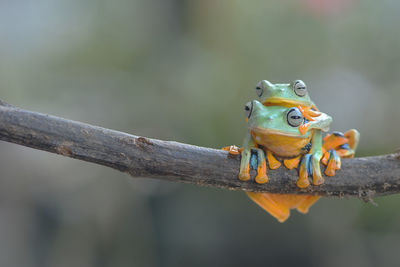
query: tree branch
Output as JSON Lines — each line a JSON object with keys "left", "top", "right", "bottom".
{"left": 0, "top": 100, "right": 399, "bottom": 199}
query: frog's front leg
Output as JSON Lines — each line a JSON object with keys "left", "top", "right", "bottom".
{"left": 298, "top": 130, "right": 324, "bottom": 188}
{"left": 239, "top": 148, "right": 251, "bottom": 181}
{"left": 253, "top": 148, "right": 268, "bottom": 184}
{"left": 311, "top": 131, "right": 324, "bottom": 186}
{"left": 239, "top": 133, "right": 268, "bottom": 184}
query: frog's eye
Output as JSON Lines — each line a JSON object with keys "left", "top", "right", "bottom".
{"left": 287, "top": 107, "right": 303, "bottom": 127}
{"left": 293, "top": 80, "right": 307, "bottom": 97}
{"left": 255, "top": 81, "right": 264, "bottom": 97}
{"left": 244, "top": 101, "right": 253, "bottom": 118}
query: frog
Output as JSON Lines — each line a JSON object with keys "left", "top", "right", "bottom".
{"left": 239, "top": 100, "right": 332, "bottom": 187}
{"left": 255, "top": 79, "right": 317, "bottom": 110}
{"left": 254, "top": 79, "right": 334, "bottom": 181}
{"left": 238, "top": 100, "right": 334, "bottom": 222}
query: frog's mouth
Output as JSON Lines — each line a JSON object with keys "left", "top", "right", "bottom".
{"left": 251, "top": 127, "right": 307, "bottom": 138}
{"left": 263, "top": 97, "right": 310, "bottom": 107}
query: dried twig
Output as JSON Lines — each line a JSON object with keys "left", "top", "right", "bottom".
{"left": 0, "top": 100, "right": 399, "bottom": 198}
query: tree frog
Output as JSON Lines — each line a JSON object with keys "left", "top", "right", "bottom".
{"left": 256, "top": 79, "right": 317, "bottom": 110}
{"left": 240, "top": 100, "right": 332, "bottom": 188}
{"left": 254, "top": 80, "right": 328, "bottom": 183}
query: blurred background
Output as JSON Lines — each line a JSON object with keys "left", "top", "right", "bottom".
{"left": 1, "top": 0, "right": 400, "bottom": 266}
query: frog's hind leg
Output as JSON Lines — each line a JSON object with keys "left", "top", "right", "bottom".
{"left": 322, "top": 129, "right": 359, "bottom": 176}
{"left": 322, "top": 129, "right": 359, "bottom": 159}
{"left": 296, "top": 196, "right": 320, "bottom": 214}
{"left": 246, "top": 192, "right": 290, "bottom": 223}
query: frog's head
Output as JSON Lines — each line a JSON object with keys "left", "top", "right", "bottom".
{"left": 244, "top": 100, "right": 331, "bottom": 137}
{"left": 255, "top": 80, "right": 315, "bottom": 108}
{"left": 245, "top": 100, "right": 307, "bottom": 137}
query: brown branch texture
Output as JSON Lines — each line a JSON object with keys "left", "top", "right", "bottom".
{"left": 0, "top": 101, "right": 399, "bottom": 198}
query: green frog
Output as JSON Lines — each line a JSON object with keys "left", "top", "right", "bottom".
{"left": 256, "top": 79, "right": 317, "bottom": 109}
{"left": 240, "top": 100, "right": 332, "bottom": 188}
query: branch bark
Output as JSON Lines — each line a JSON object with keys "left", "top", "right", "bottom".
{"left": 0, "top": 101, "right": 399, "bottom": 199}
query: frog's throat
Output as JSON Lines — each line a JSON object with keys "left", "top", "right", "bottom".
{"left": 251, "top": 127, "right": 310, "bottom": 138}
{"left": 263, "top": 97, "right": 311, "bottom": 107}
{"left": 250, "top": 128, "right": 312, "bottom": 158}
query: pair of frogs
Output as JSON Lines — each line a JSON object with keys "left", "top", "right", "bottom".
{"left": 223, "top": 80, "right": 359, "bottom": 222}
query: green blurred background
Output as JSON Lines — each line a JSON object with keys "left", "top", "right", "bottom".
{"left": 1, "top": 0, "right": 400, "bottom": 266}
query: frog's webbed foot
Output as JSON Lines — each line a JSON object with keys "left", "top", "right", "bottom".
{"left": 322, "top": 129, "right": 359, "bottom": 176}
{"left": 323, "top": 130, "right": 359, "bottom": 158}
{"left": 298, "top": 152, "right": 324, "bottom": 188}
{"left": 239, "top": 148, "right": 268, "bottom": 184}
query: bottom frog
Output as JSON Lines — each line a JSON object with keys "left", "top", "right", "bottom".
{"left": 223, "top": 100, "right": 359, "bottom": 222}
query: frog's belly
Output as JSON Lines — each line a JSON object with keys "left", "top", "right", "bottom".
{"left": 251, "top": 129, "right": 312, "bottom": 158}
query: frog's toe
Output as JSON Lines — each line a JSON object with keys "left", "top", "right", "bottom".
{"left": 321, "top": 151, "right": 330, "bottom": 165}
{"left": 312, "top": 175, "right": 324, "bottom": 186}
{"left": 266, "top": 151, "right": 281, "bottom": 170}
{"left": 297, "top": 177, "right": 310, "bottom": 188}
{"left": 283, "top": 156, "right": 301, "bottom": 170}
{"left": 255, "top": 175, "right": 269, "bottom": 184}
{"left": 239, "top": 172, "right": 251, "bottom": 181}
{"left": 222, "top": 145, "right": 241, "bottom": 155}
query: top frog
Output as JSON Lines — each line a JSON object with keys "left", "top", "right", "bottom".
{"left": 254, "top": 80, "right": 330, "bottom": 187}
{"left": 256, "top": 80, "right": 316, "bottom": 108}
